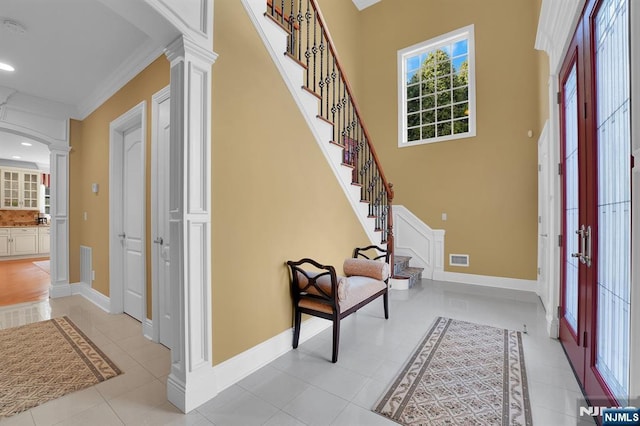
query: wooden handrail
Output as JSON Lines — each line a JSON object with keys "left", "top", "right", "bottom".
{"left": 308, "top": 0, "right": 393, "bottom": 199}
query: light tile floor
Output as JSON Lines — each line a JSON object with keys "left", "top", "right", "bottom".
{"left": 0, "top": 280, "right": 597, "bottom": 425}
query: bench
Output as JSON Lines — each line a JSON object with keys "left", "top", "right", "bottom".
{"left": 286, "top": 245, "right": 391, "bottom": 362}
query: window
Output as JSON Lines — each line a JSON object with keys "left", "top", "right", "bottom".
{"left": 398, "top": 25, "right": 476, "bottom": 147}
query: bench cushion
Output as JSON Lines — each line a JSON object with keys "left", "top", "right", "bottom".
{"left": 298, "top": 275, "right": 386, "bottom": 314}
{"left": 343, "top": 258, "right": 390, "bottom": 281}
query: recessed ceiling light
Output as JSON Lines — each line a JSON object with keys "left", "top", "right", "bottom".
{"left": 12, "top": 155, "right": 21, "bottom": 159}
{"left": 0, "top": 62, "right": 15, "bottom": 72}
{"left": 21, "top": 142, "right": 32, "bottom": 147}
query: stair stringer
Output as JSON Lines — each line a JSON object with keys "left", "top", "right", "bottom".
{"left": 242, "top": 0, "right": 383, "bottom": 248}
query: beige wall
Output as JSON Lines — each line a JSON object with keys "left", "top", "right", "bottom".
{"left": 69, "top": 56, "right": 169, "bottom": 320}
{"left": 211, "top": 0, "right": 368, "bottom": 364}
{"left": 358, "top": 0, "right": 542, "bottom": 280}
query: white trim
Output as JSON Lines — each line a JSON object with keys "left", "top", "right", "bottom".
{"left": 392, "top": 205, "right": 445, "bottom": 279}
{"left": 433, "top": 270, "right": 538, "bottom": 292}
{"left": 242, "top": 0, "right": 383, "bottom": 248}
{"left": 213, "top": 317, "right": 331, "bottom": 393}
{"left": 535, "top": 0, "right": 585, "bottom": 74}
{"left": 397, "top": 24, "right": 476, "bottom": 147}
{"left": 150, "top": 85, "right": 171, "bottom": 345}
{"left": 389, "top": 277, "right": 409, "bottom": 291}
{"left": 164, "top": 36, "right": 217, "bottom": 413}
{"left": 108, "top": 101, "right": 147, "bottom": 318}
{"left": 351, "top": 0, "right": 381, "bottom": 11}
{"left": 70, "top": 282, "right": 111, "bottom": 313}
{"left": 77, "top": 41, "right": 164, "bottom": 120}
{"left": 143, "top": 318, "right": 154, "bottom": 341}
{"left": 145, "top": 0, "right": 213, "bottom": 48}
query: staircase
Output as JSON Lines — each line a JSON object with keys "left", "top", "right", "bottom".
{"left": 243, "top": 0, "right": 393, "bottom": 252}
{"left": 392, "top": 255, "right": 424, "bottom": 290}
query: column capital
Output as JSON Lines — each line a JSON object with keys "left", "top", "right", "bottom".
{"left": 165, "top": 35, "right": 219, "bottom": 66}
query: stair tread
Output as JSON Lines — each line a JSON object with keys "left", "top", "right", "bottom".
{"left": 397, "top": 266, "right": 424, "bottom": 274}
{"left": 394, "top": 255, "right": 411, "bottom": 263}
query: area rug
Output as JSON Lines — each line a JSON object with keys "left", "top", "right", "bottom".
{"left": 0, "top": 316, "right": 121, "bottom": 418}
{"left": 374, "top": 317, "right": 532, "bottom": 425}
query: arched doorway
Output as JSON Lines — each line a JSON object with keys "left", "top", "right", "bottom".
{"left": 0, "top": 126, "right": 70, "bottom": 297}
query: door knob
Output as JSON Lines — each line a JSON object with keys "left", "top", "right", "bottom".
{"left": 118, "top": 233, "right": 126, "bottom": 239}
{"left": 154, "top": 237, "right": 164, "bottom": 245}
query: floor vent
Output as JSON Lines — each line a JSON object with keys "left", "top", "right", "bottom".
{"left": 80, "top": 245, "right": 92, "bottom": 285}
{"left": 449, "top": 254, "right": 469, "bottom": 267}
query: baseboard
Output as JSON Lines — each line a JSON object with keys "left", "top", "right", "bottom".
{"left": 389, "top": 277, "right": 409, "bottom": 291}
{"left": 434, "top": 271, "right": 537, "bottom": 292}
{"left": 167, "top": 365, "right": 218, "bottom": 413}
{"left": 70, "top": 282, "right": 111, "bottom": 313}
{"left": 143, "top": 318, "right": 154, "bottom": 341}
{"left": 547, "top": 315, "right": 559, "bottom": 339}
{"left": 213, "top": 316, "right": 331, "bottom": 393}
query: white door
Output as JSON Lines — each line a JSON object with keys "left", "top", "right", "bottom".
{"left": 122, "top": 126, "right": 145, "bottom": 321}
{"left": 152, "top": 90, "right": 172, "bottom": 347}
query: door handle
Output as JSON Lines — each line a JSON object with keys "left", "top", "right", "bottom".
{"left": 118, "top": 233, "right": 126, "bottom": 239}
{"left": 154, "top": 237, "right": 164, "bottom": 245}
{"left": 571, "top": 225, "right": 592, "bottom": 267}
{"left": 584, "top": 225, "right": 592, "bottom": 267}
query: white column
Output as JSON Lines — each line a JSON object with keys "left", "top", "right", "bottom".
{"left": 164, "top": 35, "right": 219, "bottom": 413}
{"left": 49, "top": 146, "right": 71, "bottom": 297}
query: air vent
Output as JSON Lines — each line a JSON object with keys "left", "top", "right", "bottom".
{"left": 449, "top": 254, "right": 469, "bottom": 267}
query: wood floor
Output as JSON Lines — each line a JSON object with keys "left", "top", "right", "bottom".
{"left": 0, "top": 258, "right": 50, "bottom": 307}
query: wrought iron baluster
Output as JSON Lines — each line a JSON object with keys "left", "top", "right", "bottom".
{"left": 297, "top": 0, "right": 303, "bottom": 61}
{"left": 312, "top": 12, "right": 317, "bottom": 92}
{"left": 318, "top": 34, "right": 325, "bottom": 116}
{"left": 324, "top": 47, "right": 331, "bottom": 122}
{"left": 331, "top": 58, "right": 337, "bottom": 140}
{"left": 305, "top": 0, "right": 310, "bottom": 88}
{"left": 280, "top": 0, "right": 285, "bottom": 25}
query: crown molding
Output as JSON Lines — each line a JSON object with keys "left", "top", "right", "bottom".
{"left": 76, "top": 38, "right": 165, "bottom": 120}
{"left": 351, "top": 0, "right": 381, "bottom": 11}
{"left": 535, "top": 0, "right": 585, "bottom": 74}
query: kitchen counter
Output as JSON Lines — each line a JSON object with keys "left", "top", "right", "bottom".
{"left": 0, "top": 224, "right": 51, "bottom": 228}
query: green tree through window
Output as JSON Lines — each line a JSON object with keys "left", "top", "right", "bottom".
{"left": 399, "top": 26, "right": 475, "bottom": 146}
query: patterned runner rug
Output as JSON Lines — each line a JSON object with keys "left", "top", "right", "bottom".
{"left": 0, "top": 316, "right": 121, "bottom": 418}
{"left": 374, "top": 317, "right": 532, "bottom": 425}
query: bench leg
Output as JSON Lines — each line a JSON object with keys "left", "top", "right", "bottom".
{"left": 332, "top": 317, "right": 340, "bottom": 363}
{"left": 383, "top": 291, "right": 389, "bottom": 319}
{"left": 293, "top": 308, "right": 302, "bottom": 349}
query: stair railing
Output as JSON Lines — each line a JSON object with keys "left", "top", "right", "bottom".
{"left": 265, "top": 0, "right": 394, "bottom": 250}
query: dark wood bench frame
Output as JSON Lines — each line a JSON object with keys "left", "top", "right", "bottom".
{"left": 286, "top": 245, "right": 390, "bottom": 362}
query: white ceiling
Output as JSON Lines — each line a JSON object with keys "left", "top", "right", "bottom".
{"left": 0, "top": 132, "right": 50, "bottom": 171}
{"left": 0, "top": 0, "right": 179, "bottom": 167}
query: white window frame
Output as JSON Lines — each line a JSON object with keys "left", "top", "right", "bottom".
{"left": 397, "top": 24, "right": 476, "bottom": 147}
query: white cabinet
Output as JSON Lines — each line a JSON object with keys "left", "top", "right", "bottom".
{"left": 1, "top": 168, "right": 40, "bottom": 210}
{"left": 10, "top": 227, "right": 38, "bottom": 255}
{"left": 0, "top": 227, "right": 42, "bottom": 257}
{"left": 0, "top": 229, "right": 9, "bottom": 256}
{"left": 38, "top": 227, "right": 50, "bottom": 254}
